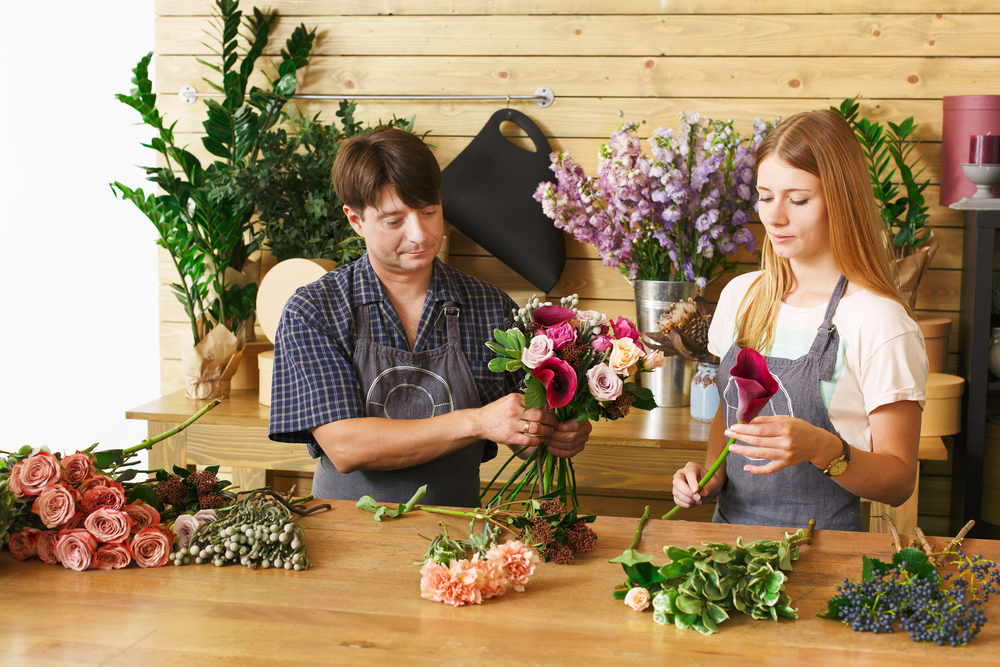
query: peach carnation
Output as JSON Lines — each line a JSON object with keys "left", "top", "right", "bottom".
{"left": 474, "top": 553, "right": 509, "bottom": 600}
{"left": 486, "top": 540, "right": 539, "bottom": 592}
{"left": 419, "top": 558, "right": 484, "bottom": 607}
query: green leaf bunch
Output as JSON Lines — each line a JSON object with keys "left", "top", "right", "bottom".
{"left": 356, "top": 484, "right": 427, "bottom": 521}
{"left": 613, "top": 520, "right": 811, "bottom": 635}
{"left": 832, "top": 96, "right": 931, "bottom": 258}
{"left": 111, "top": 0, "right": 316, "bottom": 343}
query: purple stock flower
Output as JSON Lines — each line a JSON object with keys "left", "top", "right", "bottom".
{"left": 730, "top": 347, "right": 779, "bottom": 423}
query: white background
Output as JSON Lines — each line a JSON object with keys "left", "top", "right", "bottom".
{"left": 0, "top": 2, "right": 159, "bottom": 460}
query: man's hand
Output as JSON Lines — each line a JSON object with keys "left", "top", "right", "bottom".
{"left": 545, "top": 418, "right": 590, "bottom": 458}
{"left": 475, "top": 393, "right": 559, "bottom": 447}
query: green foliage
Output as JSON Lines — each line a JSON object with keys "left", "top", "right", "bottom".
{"left": 111, "top": 0, "right": 316, "bottom": 343}
{"left": 221, "top": 101, "right": 426, "bottom": 265}
{"left": 613, "top": 523, "right": 811, "bottom": 635}
{"left": 832, "top": 96, "right": 931, "bottom": 258}
{"left": 356, "top": 485, "right": 427, "bottom": 521}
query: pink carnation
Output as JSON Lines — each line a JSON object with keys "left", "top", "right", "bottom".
{"left": 94, "top": 542, "right": 133, "bottom": 570}
{"left": 54, "top": 529, "right": 98, "bottom": 571}
{"left": 474, "top": 553, "right": 509, "bottom": 600}
{"left": 60, "top": 452, "right": 95, "bottom": 486}
{"left": 9, "top": 451, "right": 61, "bottom": 497}
{"left": 84, "top": 508, "right": 133, "bottom": 543}
{"left": 124, "top": 501, "right": 161, "bottom": 535}
{"left": 419, "top": 558, "right": 484, "bottom": 607}
{"left": 30, "top": 483, "right": 80, "bottom": 529}
{"left": 486, "top": 540, "right": 539, "bottom": 592}
{"left": 35, "top": 530, "right": 61, "bottom": 565}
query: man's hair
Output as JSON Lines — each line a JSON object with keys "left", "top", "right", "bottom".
{"left": 331, "top": 128, "right": 440, "bottom": 217}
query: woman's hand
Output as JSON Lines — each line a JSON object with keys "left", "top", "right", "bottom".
{"left": 672, "top": 461, "right": 723, "bottom": 508}
{"left": 725, "top": 415, "right": 841, "bottom": 475}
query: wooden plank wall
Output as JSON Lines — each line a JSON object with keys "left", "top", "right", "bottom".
{"left": 153, "top": 0, "right": 1000, "bottom": 531}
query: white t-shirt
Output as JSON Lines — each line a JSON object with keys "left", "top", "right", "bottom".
{"left": 708, "top": 271, "right": 928, "bottom": 452}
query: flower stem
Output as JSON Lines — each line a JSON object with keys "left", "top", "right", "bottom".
{"left": 630, "top": 505, "right": 651, "bottom": 551}
{"left": 662, "top": 436, "right": 735, "bottom": 520}
{"left": 122, "top": 399, "right": 222, "bottom": 457}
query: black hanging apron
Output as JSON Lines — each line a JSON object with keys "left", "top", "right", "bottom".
{"left": 311, "top": 302, "right": 487, "bottom": 507}
{"left": 713, "top": 276, "right": 862, "bottom": 531}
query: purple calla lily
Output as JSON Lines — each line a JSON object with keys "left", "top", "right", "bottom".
{"left": 730, "top": 347, "right": 779, "bottom": 424}
{"left": 532, "top": 357, "right": 578, "bottom": 408}
{"left": 532, "top": 304, "right": 575, "bottom": 328}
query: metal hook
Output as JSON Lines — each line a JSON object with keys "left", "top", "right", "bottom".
{"left": 506, "top": 94, "right": 511, "bottom": 109}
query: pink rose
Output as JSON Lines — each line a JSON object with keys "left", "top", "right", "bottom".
{"left": 35, "top": 530, "right": 61, "bottom": 565}
{"left": 171, "top": 513, "right": 201, "bottom": 550}
{"left": 644, "top": 350, "right": 667, "bottom": 370}
{"left": 60, "top": 513, "right": 88, "bottom": 531}
{"left": 610, "top": 316, "right": 644, "bottom": 350}
{"left": 624, "top": 586, "right": 651, "bottom": 611}
{"left": 193, "top": 509, "right": 217, "bottom": 526}
{"left": 521, "top": 334, "right": 555, "bottom": 369}
{"left": 419, "top": 557, "right": 484, "bottom": 607}
{"left": 486, "top": 540, "right": 538, "bottom": 592}
{"left": 474, "top": 553, "right": 509, "bottom": 600}
{"left": 591, "top": 334, "right": 613, "bottom": 353}
{"left": 7, "top": 529, "right": 39, "bottom": 561}
{"left": 77, "top": 474, "right": 114, "bottom": 496}
{"left": 60, "top": 452, "right": 95, "bottom": 486}
{"left": 31, "top": 483, "right": 80, "bottom": 529}
{"left": 124, "top": 501, "right": 161, "bottom": 536}
{"left": 94, "top": 542, "right": 133, "bottom": 570}
{"left": 84, "top": 508, "right": 133, "bottom": 543}
{"left": 586, "top": 363, "right": 624, "bottom": 402}
{"left": 608, "top": 337, "right": 645, "bottom": 376}
{"left": 131, "top": 527, "right": 173, "bottom": 568}
{"left": 8, "top": 451, "right": 62, "bottom": 497}
{"left": 54, "top": 529, "right": 98, "bottom": 571}
{"left": 81, "top": 484, "right": 126, "bottom": 513}
{"left": 544, "top": 321, "right": 578, "bottom": 350}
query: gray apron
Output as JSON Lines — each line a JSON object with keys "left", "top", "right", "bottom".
{"left": 312, "top": 302, "right": 487, "bottom": 507}
{"left": 713, "top": 276, "right": 862, "bottom": 531}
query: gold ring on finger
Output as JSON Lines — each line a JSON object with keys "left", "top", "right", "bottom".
{"left": 523, "top": 420, "right": 531, "bottom": 434}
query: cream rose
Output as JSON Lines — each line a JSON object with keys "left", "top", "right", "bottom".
{"left": 608, "top": 337, "right": 645, "bottom": 375}
{"left": 644, "top": 350, "right": 667, "bottom": 370}
{"left": 94, "top": 543, "right": 133, "bottom": 570}
{"left": 60, "top": 452, "right": 95, "bottom": 486}
{"left": 625, "top": 586, "right": 651, "bottom": 611}
{"left": 84, "top": 508, "right": 133, "bottom": 543}
{"left": 586, "top": 363, "right": 623, "bottom": 402}
{"left": 131, "top": 527, "right": 173, "bottom": 568}
{"left": 30, "top": 483, "right": 79, "bottom": 529}
{"left": 9, "top": 451, "right": 62, "bottom": 497}
{"left": 54, "top": 529, "right": 98, "bottom": 571}
{"left": 521, "top": 334, "right": 555, "bottom": 369}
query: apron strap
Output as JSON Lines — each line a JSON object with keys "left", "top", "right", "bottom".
{"left": 436, "top": 302, "right": 462, "bottom": 343}
{"left": 809, "top": 275, "right": 848, "bottom": 377}
{"left": 357, "top": 302, "right": 376, "bottom": 342}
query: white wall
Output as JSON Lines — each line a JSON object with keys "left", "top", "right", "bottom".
{"left": 0, "top": 2, "right": 159, "bottom": 459}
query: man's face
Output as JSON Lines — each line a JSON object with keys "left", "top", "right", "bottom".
{"left": 345, "top": 186, "right": 443, "bottom": 277}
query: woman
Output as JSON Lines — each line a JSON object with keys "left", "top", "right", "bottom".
{"left": 672, "top": 110, "right": 928, "bottom": 531}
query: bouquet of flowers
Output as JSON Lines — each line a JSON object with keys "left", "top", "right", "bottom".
{"left": 483, "top": 294, "right": 664, "bottom": 509}
{"left": 534, "top": 112, "right": 777, "bottom": 286}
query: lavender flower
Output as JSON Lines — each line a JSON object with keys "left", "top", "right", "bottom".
{"left": 534, "top": 113, "right": 779, "bottom": 282}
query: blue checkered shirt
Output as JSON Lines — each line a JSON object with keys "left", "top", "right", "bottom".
{"left": 268, "top": 253, "right": 522, "bottom": 460}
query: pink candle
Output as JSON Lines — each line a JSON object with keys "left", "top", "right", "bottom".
{"left": 970, "top": 134, "right": 1000, "bottom": 164}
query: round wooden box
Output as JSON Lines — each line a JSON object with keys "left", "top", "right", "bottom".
{"left": 917, "top": 316, "right": 952, "bottom": 374}
{"left": 921, "top": 373, "right": 965, "bottom": 437}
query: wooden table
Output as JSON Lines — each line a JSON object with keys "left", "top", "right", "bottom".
{"left": 127, "top": 390, "right": 948, "bottom": 530}
{"left": 1, "top": 502, "right": 997, "bottom": 666}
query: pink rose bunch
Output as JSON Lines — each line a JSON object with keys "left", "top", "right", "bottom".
{"left": 4, "top": 449, "right": 174, "bottom": 570}
{"left": 420, "top": 540, "right": 538, "bottom": 607}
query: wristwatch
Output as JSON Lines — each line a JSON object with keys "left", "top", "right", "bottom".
{"left": 822, "top": 438, "right": 851, "bottom": 477}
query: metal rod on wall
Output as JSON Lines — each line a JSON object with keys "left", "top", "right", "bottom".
{"left": 178, "top": 85, "right": 555, "bottom": 108}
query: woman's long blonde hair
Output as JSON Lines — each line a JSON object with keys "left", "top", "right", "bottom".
{"left": 735, "top": 109, "right": 913, "bottom": 353}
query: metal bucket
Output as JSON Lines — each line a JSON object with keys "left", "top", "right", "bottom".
{"left": 633, "top": 280, "right": 699, "bottom": 408}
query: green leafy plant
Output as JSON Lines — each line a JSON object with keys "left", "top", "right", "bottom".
{"left": 111, "top": 0, "right": 316, "bottom": 343}
{"left": 222, "top": 102, "right": 424, "bottom": 265}
{"left": 833, "top": 96, "right": 931, "bottom": 258}
{"left": 612, "top": 509, "right": 815, "bottom": 635}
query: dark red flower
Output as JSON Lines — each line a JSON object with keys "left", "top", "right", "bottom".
{"left": 730, "top": 347, "right": 779, "bottom": 423}
{"left": 532, "top": 304, "right": 575, "bottom": 327}
{"left": 532, "top": 357, "right": 577, "bottom": 408}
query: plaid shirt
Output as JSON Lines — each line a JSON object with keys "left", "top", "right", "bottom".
{"left": 268, "top": 253, "right": 521, "bottom": 460}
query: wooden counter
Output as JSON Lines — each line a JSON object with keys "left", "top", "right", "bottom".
{"left": 1, "top": 502, "right": 997, "bottom": 666}
{"left": 127, "top": 390, "right": 948, "bottom": 530}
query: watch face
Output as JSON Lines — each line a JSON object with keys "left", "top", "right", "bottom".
{"left": 828, "top": 458, "right": 848, "bottom": 476}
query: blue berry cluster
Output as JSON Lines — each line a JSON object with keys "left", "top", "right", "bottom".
{"left": 820, "top": 546, "right": 1000, "bottom": 646}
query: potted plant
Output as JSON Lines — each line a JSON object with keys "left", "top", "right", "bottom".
{"left": 112, "top": 0, "right": 315, "bottom": 399}
{"left": 832, "top": 96, "right": 938, "bottom": 310}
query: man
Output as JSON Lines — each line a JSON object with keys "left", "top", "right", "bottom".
{"left": 269, "top": 128, "right": 590, "bottom": 506}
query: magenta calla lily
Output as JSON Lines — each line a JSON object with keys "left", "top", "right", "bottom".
{"left": 730, "top": 347, "right": 779, "bottom": 424}
{"left": 532, "top": 304, "right": 575, "bottom": 328}
{"left": 532, "top": 357, "right": 578, "bottom": 408}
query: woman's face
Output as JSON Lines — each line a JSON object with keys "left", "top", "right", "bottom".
{"left": 755, "top": 157, "right": 831, "bottom": 265}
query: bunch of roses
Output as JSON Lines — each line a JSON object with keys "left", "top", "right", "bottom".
{"left": 4, "top": 450, "right": 173, "bottom": 570}
{"left": 508, "top": 296, "right": 665, "bottom": 419}
{"left": 420, "top": 539, "right": 539, "bottom": 607}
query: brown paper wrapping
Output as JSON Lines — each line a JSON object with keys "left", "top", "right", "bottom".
{"left": 181, "top": 323, "right": 246, "bottom": 400}
{"left": 896, "top": 230, "right": 939, "bottom": 311}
